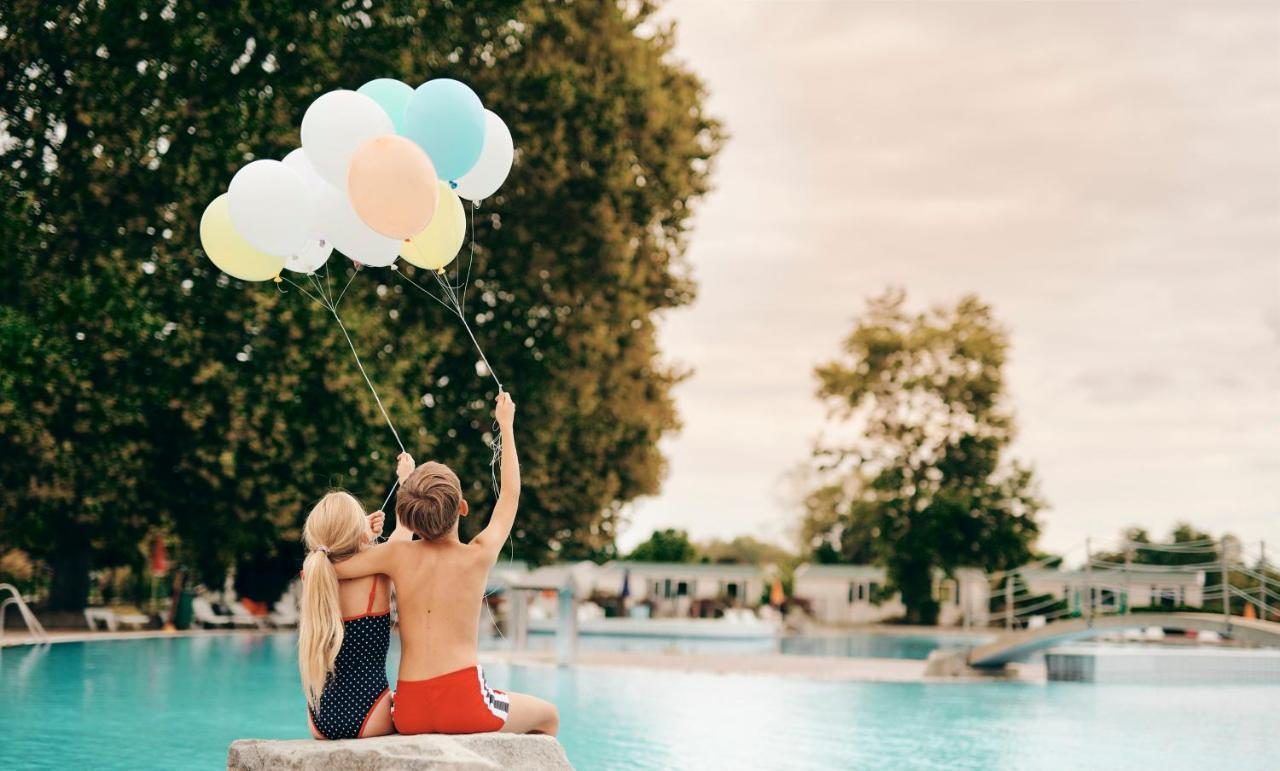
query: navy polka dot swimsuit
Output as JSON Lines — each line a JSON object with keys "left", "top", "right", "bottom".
{"left": 309, "top": 575, "right": 391, "bottom": 740}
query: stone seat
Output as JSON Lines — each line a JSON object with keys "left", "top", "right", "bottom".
{"left": 228, "top": 733, "right": 572, "bottom": 770}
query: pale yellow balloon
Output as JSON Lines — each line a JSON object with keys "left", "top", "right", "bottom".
{"left": 199, "top": 194, "right": 287, "bottom": 281}
{"left": 399, "top": 181, "right": 465, "bottom": 270}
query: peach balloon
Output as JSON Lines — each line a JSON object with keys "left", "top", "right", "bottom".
{"left": 347, "top": 135, "right": 439, "bottom": 239}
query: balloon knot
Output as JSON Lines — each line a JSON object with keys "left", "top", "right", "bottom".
{"left": 449, "top": 180, "right": 458, "bottom": 189}
{"left": 353, "top": 261, "right": 363, "bottom": 269}
{"left": 272, "top": 274, "right": 283, "bottom": 284}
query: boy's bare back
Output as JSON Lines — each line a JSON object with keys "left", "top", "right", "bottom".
{"left": 380, "top": 536, "right": 491, "bottom": 679}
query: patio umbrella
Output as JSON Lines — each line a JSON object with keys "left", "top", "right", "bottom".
{"left": 770, "top": 577, "right": 785, "bottom": 607}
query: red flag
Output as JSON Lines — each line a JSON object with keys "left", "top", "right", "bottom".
{"left": 150, "top": 535, "right": 168, "bottom": 578}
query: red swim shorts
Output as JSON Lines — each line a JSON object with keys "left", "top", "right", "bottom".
{"left": 393, "top": 665, "right": 510, "bottom": 734}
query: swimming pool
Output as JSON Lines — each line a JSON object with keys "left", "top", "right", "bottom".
{"left": 1, "top": 634, "right": 1274, "bottom": 770}
{"left": 505, "top": 630, "right": 990, "bottom": 659}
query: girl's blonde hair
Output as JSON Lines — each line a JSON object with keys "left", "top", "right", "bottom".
{"left": 298, "top": 491, "right": 369, "bottom": 708}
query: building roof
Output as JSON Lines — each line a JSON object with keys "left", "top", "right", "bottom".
{"left": 793, "top": 564, "right": 886, "bottom": 580}
{"left": 1020, "top": 567, "right": 1204, "bottom": 586}
{"left": 602, "top": 561, "right": 764, "bottom": 578}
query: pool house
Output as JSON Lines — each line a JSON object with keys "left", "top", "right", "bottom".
{"left": 793, "top": 564, "right": 992, "bottom": 627}
{"left": 1018, "top": 567, "right": 1205, "bottom": 613}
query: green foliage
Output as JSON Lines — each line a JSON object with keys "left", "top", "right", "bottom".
{"left": 1094, "top": 523, "right": 1217, "bottom": 567}
{"left": 0, "top": 1, "right": 721, "bottom": 608}
{"left": 696, "top": 535, "right": 793, "bottom": 567}
{"left": 627, "top": 528, "right": 697, "bottom": 563}
{"left": 803, "top": 289, "right": 1044, "bottom": 624}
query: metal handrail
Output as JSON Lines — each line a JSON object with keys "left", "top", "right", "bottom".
{"left": 0, "top": 583, "right": 48, "bottom": 643}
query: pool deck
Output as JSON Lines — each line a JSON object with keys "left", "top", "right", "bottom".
{"left": 1, "top": 628, "right": 1044, "bottom": 682}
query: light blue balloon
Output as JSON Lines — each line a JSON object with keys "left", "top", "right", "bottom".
{"left": 403, "top": 78, "right": 486, "bottom": 181}
{"left": 357, "top": 78, "right": 413, "bottom": 134}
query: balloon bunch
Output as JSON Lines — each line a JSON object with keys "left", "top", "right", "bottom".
{"left": 198, "top": 76, "right": 516, "bottom": 463}
{"left": 199, "top": 76, "right": 514, "bottom": 280}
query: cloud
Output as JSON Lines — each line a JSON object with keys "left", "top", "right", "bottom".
{"left": 622, "top": 0, "right": 1280, "bottom": 556}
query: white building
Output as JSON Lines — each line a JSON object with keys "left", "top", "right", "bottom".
{"left": 492, "top": 560, "right": 766, "bottom": 618}
{"left": 793, "top": 564, "right": 990, "bottom": 627}
{"left": 1018, "top": 567, "right": 1205, "bottom": 613}
{"left": 597, "top": 561, "right": 765, "bottom": 617}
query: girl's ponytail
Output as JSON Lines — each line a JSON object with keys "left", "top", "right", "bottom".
{"left": 297, "top": 491, "right": 371, "bottom": 708}
{"left": 298, "top": 546, "right": 344, "bottom": 708}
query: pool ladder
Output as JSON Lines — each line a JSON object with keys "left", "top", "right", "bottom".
{"left": 0, "top": 583, "right": 48, "bottom": 644}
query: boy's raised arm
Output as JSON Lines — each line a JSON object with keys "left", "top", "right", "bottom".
{"left": 474, "top": 391, "right": 520, "bottom": 560}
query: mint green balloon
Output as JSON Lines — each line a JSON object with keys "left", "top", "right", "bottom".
{"left": 357, "top": 78, "right": 413, "bottom": 134}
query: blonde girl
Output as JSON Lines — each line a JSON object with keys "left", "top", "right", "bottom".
{"left": 298, "top": 453, "right": 414, "bottom": 739}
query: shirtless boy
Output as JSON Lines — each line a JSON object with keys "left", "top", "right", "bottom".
{"left": 335, "top": 390, "right": 558, "bottom": 735}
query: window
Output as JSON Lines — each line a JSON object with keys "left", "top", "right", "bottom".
{"left": 937, "top": 582, "right": 954, "bottom": 604}
{"left": 663, "top": 579, "right": 673, "bottom": 598}
{"left": 848, "top": 583, "right": 856, "bottom": 604}
{"left": 676, "top": 581, "right": 689, "bottom": 597}
{"left": 725, "top": 581, "right": 739, "bottom": 599}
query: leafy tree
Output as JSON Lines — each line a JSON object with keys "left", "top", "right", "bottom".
{"left": 697, "top": 535, "right": 793, "bottom": 567}
{"left": 804, "top": 289, "right": 1043, "bottom": 624}
{"left": 0, "top": 1, "right": 721, "bottom": 609}
{"left": 799, "top": 482, "right": 876, "bottom": 565}
{"left": 1095, "top": 523, "right": 1217, "bottom": 567}
{"left": 627, "top": 528, "right": 697, "bottom": 563}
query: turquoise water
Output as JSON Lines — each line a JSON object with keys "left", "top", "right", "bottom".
{"left": 510, "top": 631, "right": 989, "bottom": 659}
{"left": 1, "top": 634, "right": 1274, "bottom": 770}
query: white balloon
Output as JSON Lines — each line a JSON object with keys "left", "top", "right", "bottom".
{"left": 227, "top": 160, "right": 314, "bottom": 256}
{"left": 319, "top": 186, "right": 401, "bottom": 267}
{"left": 282, "top": 148, "right": 330, "bottom": 201}
{"left": 454, "top": 110, "right": 514, "bottom": 202}
{"left": 280, "top": 149, "right": 334, "bottom": 273}
{"left": 284, "top": 238, "right": 333, "bottom": 274}
{"left": 300, "top": 90, "right": 395, "bottom": 189}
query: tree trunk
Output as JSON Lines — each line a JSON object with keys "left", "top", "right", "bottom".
{"left": 893, "top": 562, "right": 940, "bottom": 625}
{"left": 47, "top": 530, "right": 92, "bottom": 611}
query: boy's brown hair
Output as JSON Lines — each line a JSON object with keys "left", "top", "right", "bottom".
{"left": 396, "top": 461, "right": 463, "bottom": 540}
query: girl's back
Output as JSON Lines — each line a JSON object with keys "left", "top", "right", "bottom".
{"left": 307, "top": 573, "right": 392, "bottom": 739}
{"left": 299, "top": 492, "right": 395, "bottom": 740}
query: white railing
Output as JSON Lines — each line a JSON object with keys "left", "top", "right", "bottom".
{"left": 986, "top": 537, "right": 1275, "bottom": 631}
{"left": 0, "top": 583, "right": 48, "bottom": 644}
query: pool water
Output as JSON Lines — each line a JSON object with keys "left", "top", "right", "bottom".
{"left": 1, "top": 634, "right": 1274, "bottom": 770}
{"left": 506, "top": 630, "right": 990, "bottom": 659}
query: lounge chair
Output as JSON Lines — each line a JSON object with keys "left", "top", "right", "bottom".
{"left": 269, "top": 599, "right": 299, "bottom": 628}
{"left": 83, "top": 607, "right": 150, "bottom": 632}
{"left": 113, "top": 607, "right": 151, "bottom": 630}
{"left": 84, "top": 607, "right": 117, "bottom": 631}
{"left": 192, "top": 596, "right": 233, "bottom": 628}
{"left": 229, "top": 601, "right": 267, "bottom": 630}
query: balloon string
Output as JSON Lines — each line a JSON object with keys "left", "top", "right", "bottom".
{"left": 330, "top": 299, "right": 405, "bottom": 453}
{"left": 334, "top": 265, "right": 360, "bottom": 309}
{"left": 460, "top": 201, "right": 476, "bottom": 317}
{"left": 392, "top": 265, "right": 502, "bottom": 391}
{"left": 299, "top": 271, "right": 405, "bottom": 453}
{"left": 401, "top": 208, "right": 512, "bottom": 637}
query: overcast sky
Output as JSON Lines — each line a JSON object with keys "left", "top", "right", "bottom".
{"left": 619, "top": 1, "right": 1280, "bottom": 559}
